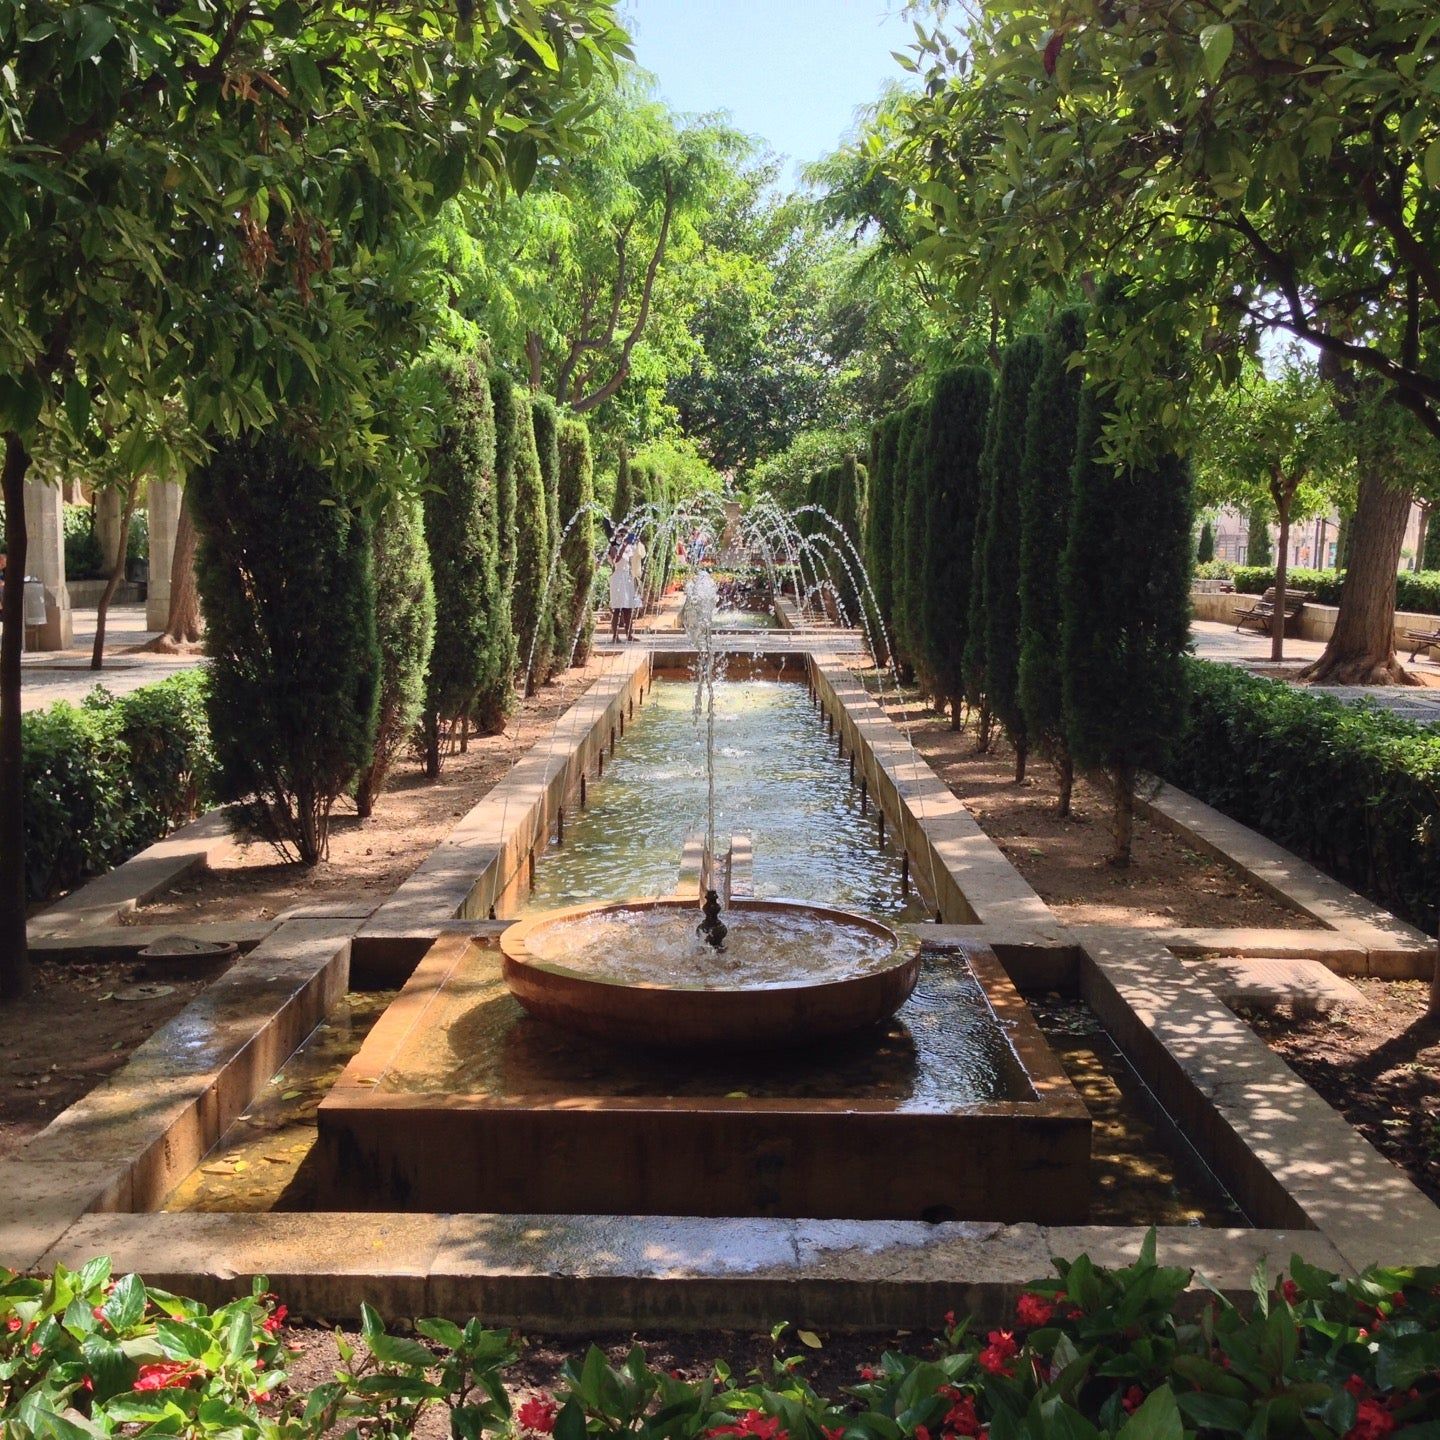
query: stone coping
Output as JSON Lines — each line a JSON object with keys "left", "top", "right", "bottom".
{"left": 1073, "top": 925, "right": 1440, "bottom": 1270}
{"left": 32, "top": 1211, "right": 1345, "bottom": 1328}
{"left": 0, "top": 918, "right": 357, "bottom": 1271}
{"left": 1139, "top": 781, "right": 1432, "bottom": 976}
{"left": 357, "top": 651, "right": 651, "bottom": 973}
{"left": 27, "top": 808, "right": 239, "bottom": 941}
{"left": 807, "top": 656, "right": 1055, "bottom": 932}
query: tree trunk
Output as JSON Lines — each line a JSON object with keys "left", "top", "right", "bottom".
{"left": 1429, "top": 939, "right": 1440, "bottom": 1018}
{"left": 422, "top": 712, "right": 441, "bottom": 779}
{"left": 1109, "top": 764, "right": 1135, "bottom": 867}
{"left": 975, "top": 699, "right": 992, "bottom": 753}
{"left": 949, "top": 695, "right": 962, "bottom": 731}
{"left": 1, "top": 432, "right": 33, "bottom": 1000}
{"left": 1272, "top": 485, "right": 1291, "bottom": 663}
{"left": 1056, "top": 748, "right": 1074, "bottom": 819}
{"left": 1014, "top": 737, "right": 1027, "bottom": 783}
{"left": 147, "top": 495, "right": 201, "bottom": 652}
{"left": 91, "top": 481, "right": 139, "bottom": 670}
{"left": 1300, "top": 467, "right": 1415, "bottom": 685}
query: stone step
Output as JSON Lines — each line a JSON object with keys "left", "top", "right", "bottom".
{"left": 1190, "top": 956, "right": 1369, "bottom": 1017}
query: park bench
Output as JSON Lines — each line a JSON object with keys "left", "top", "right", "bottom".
{"left": 1404, "top": 627, "right": 1440, "bottom": 661}
{"left": 1233, "top": 586, "right": 1311, "bottom": 635}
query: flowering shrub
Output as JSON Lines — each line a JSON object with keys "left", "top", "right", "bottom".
{"left": 4, "top": 1238, "right": 1439, "bottom": 1440}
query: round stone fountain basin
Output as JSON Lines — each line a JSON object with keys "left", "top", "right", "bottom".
{"left": 500, "top": 897, "right": 921, "bottom": 1050}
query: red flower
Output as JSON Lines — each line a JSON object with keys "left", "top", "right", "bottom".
{"left": 1015, "top": 1293, "right": 1054, "bottom": 1328}
{"left": 1390, "top": 1292, "right": 1405, "bottom": 1308}
{"left": 1345, "top": 1399, "right": 1396, "bottom": 1440}
{"left": 1281, "top": 1280, "right": 1300, "bottom": 1305}
{"left": 858, "top": 1366, "right": 877, "bottom": 1382}
{"left": 944, "top": 1394, "right": 982, "bottom": 1438}
{"left": 29, "top": 1342, "right": 42, "bottom": 1357}
{"left": 517, "top": 1397, "right": 558, "bottom": 1434}
{"left": 1121, "top": 1387, "right": 1146, "bottom": 1415}
{"left": 1344, "top": 1376, "right": 1367, "bottom": 1398}
{"left": 261, "top": 1304, "right": 288, "bottom": 1335}
{"left": 822, "top": 1428, "right": 846, "bottom": 1440}
{"left": 134, "top": 1361, "right": 196, "bottom": 1392}
{"left": 4, "top": 1318, "right": 20, "bottom": 1333}
{"left": 943, "top": 1310, "right": 956, "bottom": 1329}
{"left": 916, "top": 1427, "right": 931, "bottom": 1440}
{"left": 711, "top": 1411, "right": 786, "bottom": 1440}
{"left": 80, "top": 1376, "right": 93, "bottom": 1393}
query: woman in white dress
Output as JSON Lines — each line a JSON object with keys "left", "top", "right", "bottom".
{"left": 609, "top": 541, "right": 640, "bottom": 641}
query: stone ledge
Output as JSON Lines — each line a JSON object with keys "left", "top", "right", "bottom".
{"left": 27, "top": 809, "right": 239, "bottom": 940}
{"left": 33, "top": 1211, "right": 1346, "bottom": 1329}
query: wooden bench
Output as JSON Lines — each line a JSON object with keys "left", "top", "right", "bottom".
{"left": 1405, "top": 627, "right": 1440, "bottom": 661}
{"left": 1234, "top": 587, "right": 1311, "bottom": 635}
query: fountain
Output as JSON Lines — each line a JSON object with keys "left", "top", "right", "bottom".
{"left": 498, "top": 568, "right": 922, "bottom": 1050}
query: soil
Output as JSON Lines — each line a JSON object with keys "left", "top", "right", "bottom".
{"left": 0, "top": 958, "right": 211, "bottom": 1157}
{"left": 134, "top": 658, "right": 612, "bottom": 925}
{"left": 859, "top": 679, "right": 1309, "bottom": 931}
{"left": 279, "top": 1322, "right": 928, "bottom": 1436}
{"left": 1241, "top": 978, "right": 1440, "bottom": 1204}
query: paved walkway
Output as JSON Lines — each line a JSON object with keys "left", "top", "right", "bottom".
{"left": 1191, "top": 620, "right": 1440, "bottom": 724}
{"left": 14, "top": 605, "right": 204, "bottom": 713}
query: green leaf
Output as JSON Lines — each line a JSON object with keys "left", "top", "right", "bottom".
{"left": 103, "top": 1274, "right": 145, "bottom": 1333}
{"left": 1424, "top": 139, "right": 1440, "bottom": 189}
{"left": 1199, "top": 24, "right": 1234, "bottom": 83}
{"left": 797, "top": 1330, "right": 822, "bottom": 1349}
{"left": 1117, "top": 1386, "right": 1183, "bottom": 1440}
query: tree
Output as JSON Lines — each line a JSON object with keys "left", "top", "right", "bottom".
{"left": 890, "top": 403, "right": 926, "bottom": 679}
{"left": 557, "top": 418, "right": 597, "bottom": 665}
{"left": 865, "top": 414, "right": 902, "bottom": 661}
{"left": 1060, "top": 388, "right": 1194, "bottom": 866}
{"left": 0, "top": 0, "right": 628, "bottom": 997}
{"left": 980, "top": 336, "right": 1045, "bottom": 779}
{"left": 1246, "top": 507, "right": 1273, "bottom": 567}
{"left": 920, "top": 367, "right": 993, "bottom": 728}
{"left": 899, "top": 403, "right": 935, "bottom": 688}
{"left": 1196, "top": 521, "right": 1215, "bottom": 564}
{"left": 1018, "top": 308, "right": 1085, "bottom": 814}
{"left": 532, "top": 394, "right": 570, "bottom": 681}
{"left": 191, "top": 430, "right": 379, "bottom": 866}
{"left": 1193, "top": 361, "right": 1345, "bottom": 660}
{"left": 356, "top": 494, "right": 435, "bottom": 818}
{"left": 421, "top": 354, "right": 510, "bottom": 776}
{"left": 491, "top": 372, "right": 521, "bottom": 599}
{"left": 610, "top": 442, "right": 635, "bottom": 526}
{"left": 511, "top": 400, "right": 551, "bottom": 693}
{"left": 892, "top": 1, "right": 1440, "bottom": 683}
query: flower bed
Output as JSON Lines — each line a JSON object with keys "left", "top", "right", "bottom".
{"left": 4, "top": 1238, "right": 1438, "bottom": 1440}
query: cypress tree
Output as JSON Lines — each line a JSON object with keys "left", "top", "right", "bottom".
{"left": 980, "top": 335, "right": 1046, "bottom": 779}
{"left": 422, "top": 353, "right": 511, "bottom": 772}
{"left": 1059, "top": 389, "right": 1194, "bottom": 866}
{"left": 1423, "top": 510, "right": 1440, "bottom": 571}
{"left": 1245, "top": 504, "right": 1273, "bottom": 565}
{"left": 511, "top": 399, "right": 551, "bottom": 693}
{"left": 1196, "top": 519, "right": 1216, "bottom": 563}
{"left": 191, "top": 429, "right": 379, "bottom": 865}
{"left": 611, "top": 442, "right": 634, "bottom": 527}
{"left": 890, "top": 402, "right": 926, "bottom": 679}
{"left": 963, "top": 393, "right": 997, "bottom": 743}
{"left": 900, "top": 403, "right": 936, "bottom": 686}
{"left": 356, "top": 494, "right": 435, "bottom": 817}
{"left": 557, "top": 417, "right": 597, "bottom": 666}
{"left": 834, "top": 454, "right": 865, "bottom": 629}
{"left": 920, "top": 367, "right": 993, "bottom": 728}
{"left": 1018, "top": 308, "right": 1085, "bottom": 814}
{"left": 532, "top": 395, "right": 571, "bottom": 681}
{"left": 490, "top": 371, "right": 518, "bottom": 595}
{"left": 865, "top": 416, "right": 900, "bottom": 658}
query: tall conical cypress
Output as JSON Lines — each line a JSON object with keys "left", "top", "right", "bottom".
{"left": 963, "top": 390, "right": 997, "bottom": 741}
{"left": 511, "top": 399, "right": 551, "bottom": 694}
{"left": 532, "top": 395, "right": 570, "bottom": 681}
{"left": 865, "top": 416, "right": 901, "bottom": 658}
{"left": 920, "top": 367, "right": 993, "bottom": 727}
{"left": 1245, "top": 504, "right": 1273, "bottom": 565}
{"left": 557, "top": 418, "right": 597, "bottom": 666}
{"left": 890, "top": 402, "right": 926, "bottom": 679}
{"left": 422, "top": 354, "right": 511, "bottom": 772}
{"left": 899, "top": 402, "right": 935, "bottom": 686}
{"left": 1060, "top": 389, "right": 1194, "bottom": 866}
{"left": 1018, "top": 308, "right": 1085, "bottom": 813}
{"left": 489, "top": 372, "right": 519, "bottom": 598}
{"left": 834, "top": 454, "right": 865, "bottom": 630}
{"left": 357, "top": 494, "right": 435, "bottom": 816}
{"left": 980, "top": 335, "right": 1046, "bottom": 779}
{"left": 611, "top": 442, "right": 634, "bottom": 527}
{"left": 1196, "top": 520, "right": 1215, "bottom": 563}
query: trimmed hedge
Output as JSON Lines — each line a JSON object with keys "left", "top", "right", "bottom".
{"left": 1229, "top": 566, "right": 1440, "bottom": 617}
{"left": 1167, "top": 659, "right": 1440, "bottom": 933}
{"left": 22, "top": 671, "right": 213, "bottom": 901}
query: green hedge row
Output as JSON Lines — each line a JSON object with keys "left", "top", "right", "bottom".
{"left": 1222, "top": 565, "right": 1440, "bottom": 617}
{"left": 22, "top": 670, "right": 213, "bottom": 901}
{"left": 4, "top": 1244, "right": 1438, "bottom": 1440}
{"left": 1166, "top": 659, "right": 1440, "bottom": 932}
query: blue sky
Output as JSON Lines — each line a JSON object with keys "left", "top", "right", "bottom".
{"left": 620, "top": 1, "right": 918, "bottom": 184}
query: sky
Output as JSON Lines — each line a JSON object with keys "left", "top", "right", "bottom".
{"left": 621, "top": 1, "right": 918, "bottom": 184}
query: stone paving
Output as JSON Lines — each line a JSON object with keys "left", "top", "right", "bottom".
{"left": 17, "top": 604, "right": 204, "bottom": 712}
{"left": 1191, "top": 620, "right": 1440, "bottom": 724}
